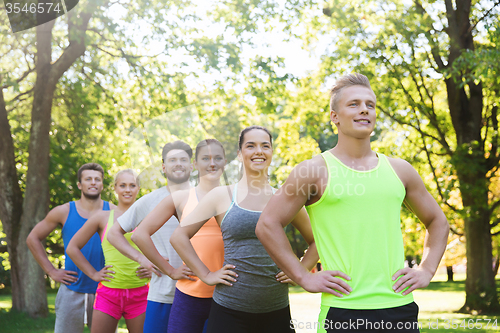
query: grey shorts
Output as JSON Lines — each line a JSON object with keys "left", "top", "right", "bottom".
{"left": 54, "top": 284, "right": 95, "bottom": 333}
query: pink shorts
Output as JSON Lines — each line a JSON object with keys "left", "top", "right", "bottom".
{"left": 94, "top": 283, "right": 149, "bottom": 320}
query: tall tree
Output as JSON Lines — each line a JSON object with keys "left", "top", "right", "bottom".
{"left": 1, "top": 0, "right": 107, "bottom": 314}
{"left": 0, "top": 0, "right": 247, "bottom": 316}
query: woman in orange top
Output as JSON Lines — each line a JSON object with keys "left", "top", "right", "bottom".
{"left": 133, "top": 139, "right": 226, "bottom": 333}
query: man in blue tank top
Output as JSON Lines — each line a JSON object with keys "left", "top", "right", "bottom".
{"left": 27, "top": 163, "right": 114, "bottom": 333}
{"left": 257, "top": 73, "right": 450, "bottom": 332}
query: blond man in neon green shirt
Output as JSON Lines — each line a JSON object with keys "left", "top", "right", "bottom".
{"left": 256, "top": 73, "right": 449, "bottom": 332}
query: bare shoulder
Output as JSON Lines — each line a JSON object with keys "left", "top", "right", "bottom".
{"left": 88, "top": 210, "right": 111, "bottom": 227}
{"left": 289, "top": 154, "right": 326, "bottom": 183}
{"left": 209, "top": 184, "right": 234, "bottom": 197}
{"left": 171, "top": 188, "right": 191, "bottom": 202}
{"left": 93, "top": 210, "right": 111, "bottom": 220}
{"left": 54, "top": 202, "right": 71, "bottom": 214}
{"left": 209, "top": 185, "right": 234, "bottom": 209}
{"left": 48, "top": 203, "right": 71, "bottom": 225}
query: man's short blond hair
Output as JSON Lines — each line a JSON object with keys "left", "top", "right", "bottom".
{"left": 330, "top": 73, "right": 372, "bottom": 112}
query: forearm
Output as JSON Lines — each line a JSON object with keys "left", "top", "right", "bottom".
{"left": 26, "top": 235, "right": 56, "bottom": 275}
{"left": 170, "top": 228, "right": 211, "bottom": 279}
{"left": 419, "top": 218, "right": 449, "bottom": 275}
{"left": 108, "top": 227, "right": 143, "bottom": 263}
{"left": 66, "top": 245, "right": 97, "bottom": 280}
{"left": 256, "top": 220, "right": 311, "bottom": 285}
{"left": 132, "top": 230, "right": 174, "bottom": 276}
{"left": 300, "top": 242, "right": 319, "bottom": 272}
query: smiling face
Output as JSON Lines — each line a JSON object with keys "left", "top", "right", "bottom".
{"left": 114, "top": 171, "right": 139, "bottom": 205}
{"left": 195, "top": 143, "right": 227, "bottom": 181}
{"left": 78, "top": 170, "right": 104, "bottom": 200}
{"left": 330, "top": 85, "right": 377, "bottom": 139}
{"left": 162, "top": 149, "right": 192, "bottom": 185}
{"left": 238, "top": 129, "right": 273, "bottom": 174}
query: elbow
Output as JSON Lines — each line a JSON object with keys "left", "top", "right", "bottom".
{"left": 26, "top": 233, "right": 32, "bottom": 247}
{"left": 437, "top": 214, "right": 450, "bottom": 235}
{"left": 66, "top": 244, "right": 75, "bottom": 259}
{"left": 106, "top": 229, "right": 116, "bottom": 246}
{"left": 130, "top": 232, "right": 139, "bottom": 245}
{"left": 131, "top": 231, "right": 146, "bottom": 250}
{"left": 169, "top": 229, "right": 179, "bottom": 248}
{"left": 26, "top": 232, "right": 37, "bottom": 249}
{"left": 255, "top": 217, "right": 270, "bottom": 240}
{"left": 443, "top": 219, "right": 450, "bottom": 238}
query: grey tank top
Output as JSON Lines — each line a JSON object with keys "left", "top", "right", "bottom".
{"left": 212, "top": 184, "right": 289, "bottom": 313}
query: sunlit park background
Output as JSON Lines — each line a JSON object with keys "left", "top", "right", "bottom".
{"left": 1, "top": 0, "right": 500, "bottom": 331}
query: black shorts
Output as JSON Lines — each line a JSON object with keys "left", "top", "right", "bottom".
{"left": 323, "top": 302, "right": 420, "bottom": 332}
{"left": 206, "top": 299, "right": 295, "bottom": 333}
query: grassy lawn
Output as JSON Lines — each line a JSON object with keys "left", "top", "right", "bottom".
{"left": 0, "top": 289, "right": 127, "bottom": 333}
{"left": 414, "top": 274, "right": 500, "bottom": 333}
{"left": 289, "top": 273, "right": 500, "bottom": 333}
{"left": 0, "top": 274, "right": 499, "bottom": 332}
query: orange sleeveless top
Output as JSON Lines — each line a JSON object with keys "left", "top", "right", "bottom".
{"left": 176, "top": 188, "right": 225, "bottom": 298}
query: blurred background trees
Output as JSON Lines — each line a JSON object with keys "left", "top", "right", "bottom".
{"left": 1, "top": 0, "right": 499, "bottom": 316}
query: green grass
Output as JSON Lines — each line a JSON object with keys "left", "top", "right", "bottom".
{"left": 0, "top": 290, "right": 127, "bottom": 333}
{"left": 407, "top": 273, "right": 500, "bottom": 333}
{"left": 1, "top": 274, "right": 500, "bottom": 332}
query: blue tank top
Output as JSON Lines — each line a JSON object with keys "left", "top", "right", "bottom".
{"left": 62, "top": 201, "right": 109, "bottom": 293}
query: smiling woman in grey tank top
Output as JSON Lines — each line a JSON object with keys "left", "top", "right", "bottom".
{"left": 213, "top": 184, "right": 289, "bottom": 313}
{"left": 171, "top": 126, "right": 320, "bottom": 333}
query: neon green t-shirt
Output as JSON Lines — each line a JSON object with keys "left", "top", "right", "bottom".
{"left": 306, "top": 152, "right": 413, "bottom": 310}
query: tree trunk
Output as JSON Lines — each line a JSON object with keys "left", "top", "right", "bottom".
{"left": 442, "top": 0, "right": 499, "bottom": 313}
{"left": 494, "top": 255, "right": 500, "bottom": 277}
{"left": 11, "top": 20, "right": 58, "bottom": 317}
{"left": 1, "top": 0, "right": 108, "bottom": 317}
{"left": 0, "top": 74, "right": 25, "bottom": 313}
{"left": 447, "top": 266, "right": 454, "bottom": 282}
{"left": 454, "top": 147, "right": 499, "bottom": 313}
{"left": 461, "top": 210, "right": 498, "bottom": 313}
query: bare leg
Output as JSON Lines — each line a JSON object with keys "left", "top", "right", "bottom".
{"left": 91, "top": 309, "right": 120, "bottom": 333}
{"left": 125, "top": 312, "right": 146, "bottom": 333}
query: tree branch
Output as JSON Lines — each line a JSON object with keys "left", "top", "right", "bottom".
{"left": 414, "top": 0, "right": 446, "bottom": 70}
{"left": 49, "top": 0, "right": 106, "bottom": 85}
{"left": 416, "top": 116, "right": 460, "bottom": 213}
{"left": 486, "top": 106, "right": 500, "bottom": 170}
{"left": 468, "top": 0, "right": 500, "bottom": 34}
{"left": 489, "top": 199, "right": 500, "bottom": 216}
{"left": 395, "top": 76, "right": 452, "bottom": 154}
{"left": 6, "top": 88, "right": 34, "bottom": 106}
{"left": 378, "top": 105, "right": 447, "bottom": 150}
{"left": 408, "top": 69, "right": 451, "bottom": 150}
{"left": 450, "top": 225, "right": 464, "bottom": 236}
{"left": 491, "top": 217, "right": 500, "bottom": 229}
{"left": 81, "top": 71, "right": 117, "bottom": 104}
{"left": 0, "top": 67, "right": 35, "bottom": 90}
{"left": 94, "top": 45, "right": 121, "bottom": 58}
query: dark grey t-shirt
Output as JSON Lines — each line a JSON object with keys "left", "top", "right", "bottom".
{"left": 212, "top": 188, "right": 289, "bottom": 313}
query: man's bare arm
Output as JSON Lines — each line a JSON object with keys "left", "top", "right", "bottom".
{"left": 256, "top": 160, "right": 351, "bottom": 296}
{"left": 390, "top": 159, "right": 450, "bottom": 295}
{"left": 107, "top": 222, "right": 160, "bottom": 277}
{"left": 132, "top": 194, "right": 193, "bottom": 280}
{"left": 26, "top": 204, "right": 78, "bottom": 285}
